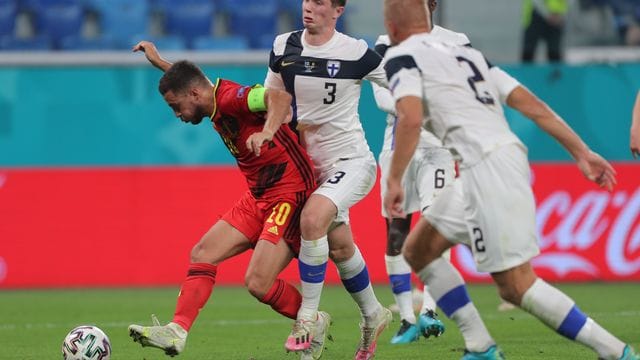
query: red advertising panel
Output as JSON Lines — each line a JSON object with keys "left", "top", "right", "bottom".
{"left": 0, "top": 164, "right": 638, "bottom": 288}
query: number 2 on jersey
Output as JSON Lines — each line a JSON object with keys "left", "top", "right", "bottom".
{"left": 456, "top": 56, "right": 495, "bottom": 105}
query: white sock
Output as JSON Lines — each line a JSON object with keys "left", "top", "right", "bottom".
{"left": 297, "top": 236, "right": 329, "bottom": 321}
{"left": 385, "top": 254, "right": 416, "bottom": 323}
{"left": 417, "top": 257, "right": 494, "bottom": 352}
{"left": 421, "top": 284, "right": 437, "bottom": 314}
{"left": 337, "top": 245, "right": 380, "bottom": 319}
{"left": 521, "top": 279, "right": 626, "bottom": 359}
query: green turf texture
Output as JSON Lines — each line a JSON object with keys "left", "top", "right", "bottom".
{"left": 1, "top": 284, "right": 638, "bottom": 359}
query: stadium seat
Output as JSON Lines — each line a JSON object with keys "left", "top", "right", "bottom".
{"left": 163, "top": 0, "right": 215, "bottom": 47}
{"left": 227, "top": 0, "right": 278, "bottom": 49}
{"left": 0, "top": 34, "right": 51, "bottom": 50}
{"left": 131, "top": 34, "right": 186, "bottom": 51}
{"left": 59, "top": 34, "right": 113, "bottom": 50}
{"left": 192, "top": 36, "right": 249, "bottom": 51}
{"left": 30, "top": 0, "right": 84, "bottom": 49}
{"left": 278, "top": 0, "right": 302, "bottom": 29}
{"left": 92, "top": 0, "right": 149, "bottom": 49}
{"left": 0, "top": 0, "right": 17, "bottom": 36}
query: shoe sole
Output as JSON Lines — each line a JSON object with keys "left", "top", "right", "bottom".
{"left": 129, "top": 328, "right": 179, "bottom": 357}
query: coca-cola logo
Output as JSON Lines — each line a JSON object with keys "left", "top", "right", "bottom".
{"left": 537, "top": 188, "right": 640, "bottom": 277}
{"left": 0, "top": 173, "right": 5, "bottom": 189}
{"left": 454, "top": 186, "right": 640, "bottom": 280}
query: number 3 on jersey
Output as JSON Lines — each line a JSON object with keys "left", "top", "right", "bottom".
{"left": 267, "top": 202, "right": 292, "bottom": 226}
{"left": 324, "top": 82, "right": 337, "bottom": 104}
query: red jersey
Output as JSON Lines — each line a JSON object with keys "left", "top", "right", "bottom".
{"left": 210, "top": 79, "right": 315, "bottom": 198}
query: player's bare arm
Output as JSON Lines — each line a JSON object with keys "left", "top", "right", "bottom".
{"left": 245, "top": 88, "right": 292, "bottom": 157}
{"left": 384, "top": 96, "right": 423, "bottom": 218}
{"left": 132, "top": 41, "right": 172, "bottom": 72}
{"left": 506, "top": 85, "right": 617, "bottom": 190}
{"left": 630, "top": 91, "right": 640, "bottom": 158}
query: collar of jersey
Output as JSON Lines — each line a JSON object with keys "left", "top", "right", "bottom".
{"left": 209, "top": 78, "right": 222, "bottom": 120}
{"left": 301, "top": 28, "right": 339, "bottom": 50}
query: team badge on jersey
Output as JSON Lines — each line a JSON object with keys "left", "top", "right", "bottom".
{"left": 326, "top": 60, "right": 341, "bottom": 78}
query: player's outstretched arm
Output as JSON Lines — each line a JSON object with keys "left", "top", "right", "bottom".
{"left": 245, "top": 88, "right": 292, "bottom": 156}
{"left": 132, "top": 41, "right": 172, "bottom": 72}
{"left": 506, "top": 85, "right": 617, "bottom": 190}
{"left": 630, "top": 91, "right": 640, "bottom": 159}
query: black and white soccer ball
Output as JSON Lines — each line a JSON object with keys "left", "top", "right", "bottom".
{"left": 62, "top": 325, "right": 111, "bottom": 360}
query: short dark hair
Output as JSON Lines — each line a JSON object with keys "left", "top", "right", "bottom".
{"left": 158, "top": 60, "right": 209, "bottom": 95}
{"left": 331, "top": 0, "right": 346, "bottom": 7}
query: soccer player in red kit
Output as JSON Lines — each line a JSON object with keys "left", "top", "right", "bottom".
{"left": 128, "top": 41, "right": 316, "bottom": 357}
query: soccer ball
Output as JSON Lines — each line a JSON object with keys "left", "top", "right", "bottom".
{"left": 62, "top": 325, "right": 111, "bottom": 360}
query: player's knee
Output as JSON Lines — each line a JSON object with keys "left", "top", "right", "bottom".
{"left": 495, "top": 282, "right": 528, "bottom": 306}
{"left": 245, "top": 272, "right": 271, "bottom": 300}
{"left": 300, "top": 207, "right": 330, "bottom": 239}
{"left": 328, "top": 240, "right": 354, "bottom": 263}
{"left": 387, "top": 226, "right": 407, "bottom": 256}
{"left": 190, "top": 241, "right": 208, "bottom": 263}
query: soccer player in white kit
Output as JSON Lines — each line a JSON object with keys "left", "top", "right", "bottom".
{"left": 372, "top": 0, "right": 468, "bottom": 344}
{"left": 382, "top": 0, "right": 639, "bottom": 359}
{"left": 264, "top": 1, "right": 392, "bottom": 359}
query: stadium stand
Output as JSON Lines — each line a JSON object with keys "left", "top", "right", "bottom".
{"left": 163, "top": 0, "right": 215, "bottom": 48}
{"left": 192, "top": 35, "right": 249, "bottom": 51}
{"left": 28, "top": 0, "right": 84, "bottom": 49}
{"left": 0, "top": 0, "right": 17, "bottom": 37}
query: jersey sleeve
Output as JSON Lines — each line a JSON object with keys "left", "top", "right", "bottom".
{"left": 361, "top": 48, "right": 387, "bottom": 88}
{"left": 489, "top": 66, "right": 521, "bottom": 104}
{"left": 384, "top": 52, "right": 422, "bottom": 102}
{"left": 217, "top": 81, "right": 256, "bottom": 117}
{"left": 264, "top": 68, "right": 285, "bottom": 91}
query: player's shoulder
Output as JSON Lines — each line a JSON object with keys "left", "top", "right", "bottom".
{"left": 331, "top": 31, "right": 370, "bottom": 59}
{"left": 431, "top": 25, "right": 471, "bottom": 46}
{"left": 271, "top": 30, "right": 304, "bottom": 55}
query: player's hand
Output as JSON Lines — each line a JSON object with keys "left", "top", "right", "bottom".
{"left": 132, "top": 41, "right": 161, "bottom": 64}
{"left": 384, "top": 178, "right": 406, "bottom": 218}
{"left": 631, "top": 125, "right": 640, "bottom": 159}
{"left": 246, "top": 130, "right": 274, "bottom": 157}
{"left": 576, "top": 150, "right": 617, "bottom": 191}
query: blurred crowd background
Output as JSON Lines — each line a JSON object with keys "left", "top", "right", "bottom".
{"left": 0, "top": 0, "right": 638, "bottom": 64}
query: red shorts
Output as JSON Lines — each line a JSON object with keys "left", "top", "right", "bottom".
{"left": 222, "top": 190, "right": 310, "bottom": 256}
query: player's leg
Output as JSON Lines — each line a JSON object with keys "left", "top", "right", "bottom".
{"left": 319, "top": 155, "right": 391, "bottom": 358}
{"left": 413, "top": 147, "right": 455, "bottom": 338}
{"left": 247, "top": 194, "right": 308, "bottom": 321}
{"left": 385, "top": 217, "right": 422, "bottom": 344}
{"left": 285, "top": 193, "right": 334, "bottom": 352}
{"left": 493, "top": 262, "right": 634, "bottom": 360}
{"left": 406, "top": 180, "right": 500, "bottom": 358}
{"left": 246, "top": 238, "right": 299, "bottom": 319}
{"left": 328, "top": 222, "right": 392, "bottom": 359}
{"left": 129, "top": 219, "right": 253, "bottom": 356}
{"left": 379, "top": 148, "right": 422, "bottom": 343}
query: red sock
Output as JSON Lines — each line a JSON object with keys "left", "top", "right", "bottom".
{"left": 259, "top": 278, "right": 301, "bottom": 319}
{"left": 172, "top": 263, "right": 217, "bottom": 331}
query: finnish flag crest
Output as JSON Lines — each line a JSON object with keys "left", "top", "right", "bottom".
{"left": 326, "top": 60, "right": 341, "bottom": 78}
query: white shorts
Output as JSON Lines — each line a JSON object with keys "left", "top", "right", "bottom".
{"left": 424, "top": 143, "right": 540, "bottom": 273}
{"left": 313, "top": 152, "right": 377, "bottom": 224}
{"left": 379, "top": 147, "right": 455, "bottom": 218}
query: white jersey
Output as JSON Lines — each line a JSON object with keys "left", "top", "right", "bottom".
{"left": 385, "top": 33, "right": 524, "bottom": 167}
{"left": 373, "top": 26, "right": 471, "bottom": 151}
{"left": 265, "top": 29, "right": 387, "bottom": 173}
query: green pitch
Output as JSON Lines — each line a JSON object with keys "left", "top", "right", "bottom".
{"left": 1, "top": 284, "right": 638, "bottom": 359}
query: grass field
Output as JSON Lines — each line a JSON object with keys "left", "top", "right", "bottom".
{"left": 1, "top": 283, "right": 638, "bottom": 359}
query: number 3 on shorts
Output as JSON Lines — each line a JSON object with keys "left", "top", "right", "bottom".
{"left": 327, "top": 171, "right": 346, "bottom": 184}
{"left": 267, "top": 202, "right": 292, "bottom": 225}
